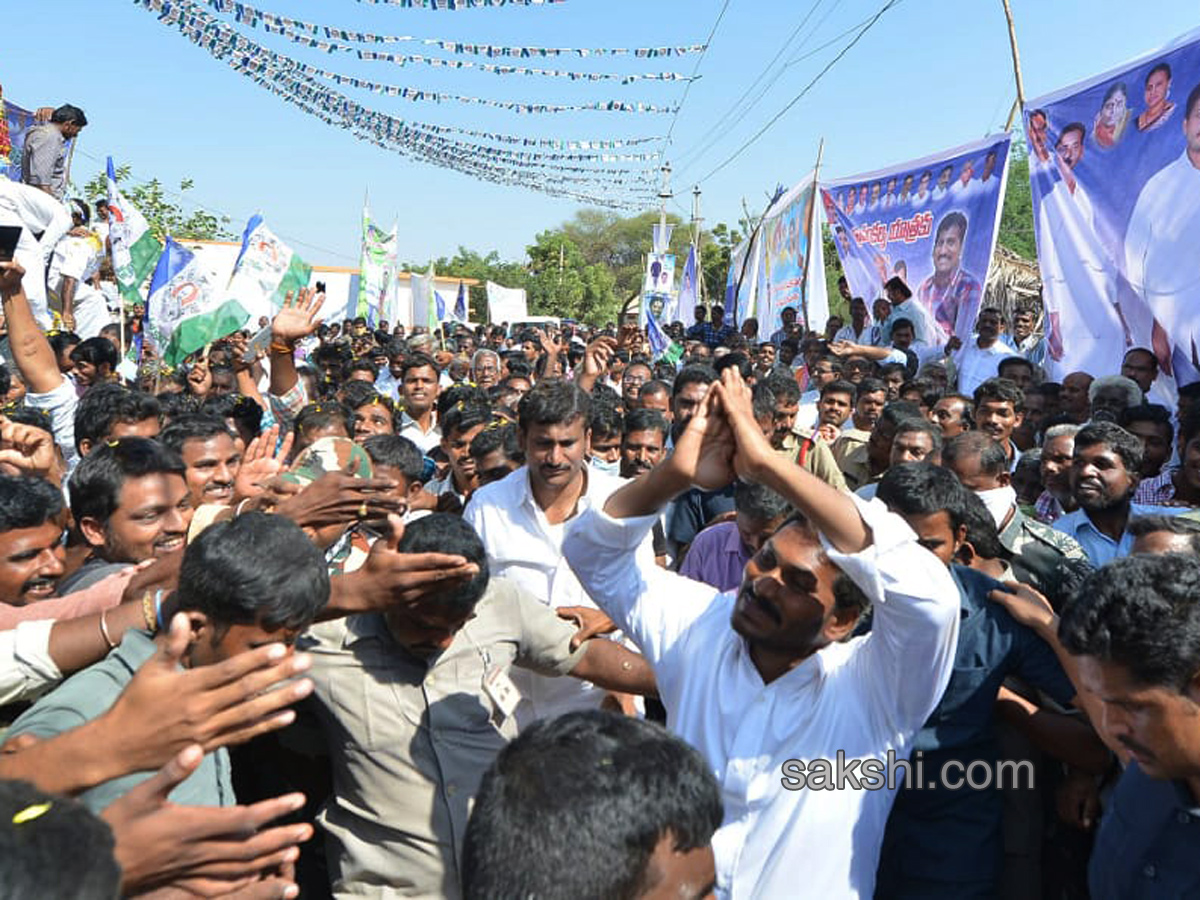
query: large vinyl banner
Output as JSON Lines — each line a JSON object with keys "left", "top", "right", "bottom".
{"left": 1, "top": 99, "right": 42, "bottom": 183}
{"left": 727, "top": 171, "right": 829, "bottom": 334}
{"left": 821, "top": 134, "right": 1012, "bottom": 344}
{"left": 1024, "top": 27, "right": 1200, "bottom": 385}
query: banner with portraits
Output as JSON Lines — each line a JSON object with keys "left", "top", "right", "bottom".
{"left": 1, "top": 98, "right": 40, "bottom": 183}
{"left": 1024, "top": 26, "right": 1200, "bottom": 386}
{"left": 726, "top": 171, "right": 828, "bottom": 336}
{"left": 821, "top": 133, "right": 1011, "bottom": 344}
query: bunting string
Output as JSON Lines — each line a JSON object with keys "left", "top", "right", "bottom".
{"left": 138, "top": 0, "right": 657, "bottom": 208}
{"left": 202, "top": 0, "right": 704, "bottom": 58}
{"left": 352, "top": 0, "right": 565, "bottom": 8}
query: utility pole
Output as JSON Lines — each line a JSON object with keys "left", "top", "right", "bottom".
{"left": 1000, "top": 0, "right": 1027, "bottom": 130}
{"left": 691, "top": 185, "right": 704, "bottom": 303}
{"left": 657, "top": 163, "right": 672, "bottom": 249}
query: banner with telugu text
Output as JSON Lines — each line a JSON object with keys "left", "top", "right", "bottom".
{"left": 821, "top": 133, "right": 1011, "bottom": 345}
{"left": 1024, "top": 26, "right": 1200, "bottom": 387}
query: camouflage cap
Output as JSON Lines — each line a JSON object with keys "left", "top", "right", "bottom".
{"left": 281, "top": 436, "right": 373, "bottom": 487}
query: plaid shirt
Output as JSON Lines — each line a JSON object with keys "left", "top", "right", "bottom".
{"left": 917, "top": 267, "right": 983, "bottom": 339}
{"left": 686, "top": 321, "right": 737, "bottom": 349}
{"left": 1034, "top": 490, "right": 1068, "bottom": 525}
{"left": 1134, "top": 467, "right": 1177, "bottom": 505}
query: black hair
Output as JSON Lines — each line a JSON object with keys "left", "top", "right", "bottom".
{"left": 155, "top": 390, "right": 198, "bottom": 422}
{"left": 713, "top": 351, "right": 753, "bottom": 381}
{"left": 1120, "top": 403, "right": 1174, "bottom": 445}
{"left": 764, "top": 371, "right": 800, "bottom": 406}
{"left": 69, "top": 337, "right": 119, "bottom": 371}
{"left": 589, "top": 399, "right": 623, "bottom": 440}
{"left": 1, "top": 406, "right": 52, "bottom": 434}
{"left": 438, "top": 384, "right": 490, "bottom": 419}
{"left": 1059, "top": 554, "right": 1200, "bottom": 691}
{"left": 462, "top": 710, "right": 722, "bottom": 900}
{"left": 200, "top": 393, "right": 264, "bottom": 439}
{"left": 1147, "top": 61, "right": 1172, "bottom": 84}
{"left": 294, "top": 402, "right": 352, "bottom": 441}
{"left": 47, "top": 330, "right": 80, "bottom": 360}
{"left": 1181, "top": 410, "right": 1200, "bottom": 448}
{"left": 470, "top": 421, "right": 524, "bottom": 465}
{"left": 752, "top": 383, "right": 777, "bottom": 422}
{"left": 958, "top": 489, "right": 1012, "bottom": 563}
{"left": 622, "top": 408, "right": 669, "bottom": 443}
{"left": 856, "top": 377, "right": 887, "bottom": 400}
{"left": 397, "top": 514, "right": 489, "bottom": 616}
{"left": 876, "top": 461, "right": 971, "bottom": 534}
{"left": 339, "top": 380, "right": 379, "bottom": 413}
{"left": 889, "top": 317, "right": 915, "bottom": 335}
{"left": 172, "top": 512, "right": 328, "bottom": 636}
{"left": 343, "top": 358, "right": 380, "bottom": 382}
{"left": 0, "top": 474, "right": 63, "bottom": 532}
{"left": 1128, "top": 515, "right": 1200, "bottom": 554}
{"left": 73, "top": 385, "right": 161, "bottom": 454}
{"left": 518, "top": 381, "right": 591, "bottom": 432}
{"left": 893, "top": 418, "right": 943, "bottom": 456}
{"left": 361, "top": 434, "right": 425, "bottom": 484}
{"left": 672, "top": 364, "right": 716, "bottom": 398}
{"left": 442, "top": 400, "right": 493, "bottom": 440}
{"left": 0, "top": 363, "right": 9, "bottom": 400}
{"left": 68, "top": 437, "right": 185, "bottom": 526}
{"left": 943, "top": 431, "right": 1008, "bottom": 477}
{"left": 1074, "top": 421, "right": 1143, "bottom": 476}
{"left": 159, "top": 414, "right": 236, "bottom": 455}
{"left": 820, "top": 379, "right": 856, "bottom": 400}
{"left": 50, "top": 104, "right": 88, "bottom": 126}
{"left": 0, "top": 779, "right": 119, "bottom": 900}
{"left": 997, "top": 356, "right": 1034, "bottom": 378}
{"left": 734, "top": 481, "right": 792, "bottom": 522}
{"left": 505, "top": 358, "right": 534, "bottom": 380}
{"left": 878, "top": 400, "right": 923, "bottom": 429}
{"left": 400, "top": 352, "right": 438, "bottom": 380}
{"left": 973, "top": 376, "right": 1025, "bottom": 413}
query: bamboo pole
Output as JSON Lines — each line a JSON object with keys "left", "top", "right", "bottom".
{"left": 800, "top": 138, "right": 825, "bottom": 333}
{"left": 1000, "top": 0, "right": 1027, "bottom": 130}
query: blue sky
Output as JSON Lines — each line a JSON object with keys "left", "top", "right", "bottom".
{"left": 5, "top": 0, "right": 1197, "bottom": 267}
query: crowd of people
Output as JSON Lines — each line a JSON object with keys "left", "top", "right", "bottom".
{"left": 0, "top": 108, "right": 1198, "bottom": 900}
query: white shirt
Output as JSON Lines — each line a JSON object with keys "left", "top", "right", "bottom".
{"left": 0, "top": 620, "right": 61, "bottom": 706}
{"left": 48, "top": 232, "right": 112, "bottom": 339}
{"left": 0, "top": 179, "right": 71, "bottom": 328}
{"left": 463, "top": 465, "right": 655, "bottom": 726}
{"left": 1125, "top": 150, "right": 1200, "bottom": 367}
{"left": 954, "top": 335, "right": 1017, "bottom": 397}
{"left": 397, "top": 411, "right": 441, "bottom": 454}
{"left": 562, "top": 496, "right": 960, "bottom": 899}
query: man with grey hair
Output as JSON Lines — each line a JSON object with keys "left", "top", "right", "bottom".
{"left": 1088, "top": 375, "right": 1143, "bottom": 422}
{"left": 679, "top": 481, "right": 792, "bottom": 593}
{"left": 471, "top": 349, "right": 502, "bottom": 391}
{"left": 1035, "top": 424, "right": 1082, "bottom": 524}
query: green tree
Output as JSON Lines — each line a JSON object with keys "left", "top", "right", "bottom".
{"left": 83, "top": 166, "right": 234, "bottom": 241}
{"left": 996, "top": 135, "right": 1036, "bottom": 260}
{"left": 525, "top": 231, "right": 619, "bottom": 325}
{"left": 406, "top": 246, "right": 530, "bottom": 324}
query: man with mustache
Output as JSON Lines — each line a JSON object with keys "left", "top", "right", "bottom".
{"left": 990, "top": 554, "right": 1200, "bottom": 899}
{"left": 562, "top": 368, "right": 961, "bottom": 898}
{"left": 160, "top": 415, "right": 242, "bottom": 508}
{"left": 57, "top": 438, "right": 192, "bottom": 595}
{"left": 0, "top": 474, "right": 67, "bottom": 606}
{"left": 465, "top": 380, "right": 654, "bottom": 726}
{"left": 918, "top": 211, "right": 983, "bottom": 343}
{"left": 1053, "top": 422, "right": 1185, "bottom": 567}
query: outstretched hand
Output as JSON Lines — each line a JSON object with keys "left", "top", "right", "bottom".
{"left": 271, "top": 288, "right": 325, "bottom": 344}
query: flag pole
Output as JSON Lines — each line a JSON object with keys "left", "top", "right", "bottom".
{"left": 1000, "top": 0, "right": 1027, "bottom": 130}
{"left": 800, "top": 137, "right": 825, "bottom": 334}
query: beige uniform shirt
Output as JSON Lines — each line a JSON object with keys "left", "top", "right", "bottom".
{"left": 302, "top": 578, "right": 587, "bottom": 899}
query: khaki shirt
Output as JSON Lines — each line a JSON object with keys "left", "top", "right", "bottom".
{"left": 302, "top": 578, "right": 587, "bottom": 899}
{"left": 779, "top": 427, "right": 848, "bottom": 492}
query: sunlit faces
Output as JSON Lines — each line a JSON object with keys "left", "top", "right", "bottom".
{"left": 1040, "top": 434, "right": 1076, "bottom": 501}
{"left": 620, "top": 428, "right": 665, "bottom": 479}
{"left": 1071, "top": 441, "right": 1138, "bottom": 512}
{"left": 732, "top": 523, "right": 857, "bottom": 655}
{"left": 975, "top": 399, "right": 1022, "bottom": 444}
{"left": 80, "top": 472, "right": 192, "bottom": 564}
{"left": 442, "top": 424, "right": 487, "bottom": 493}
{"left": 179, "top": 433, "right": 242, "bottom": 506}
{"left": 588, "top": 431, "right": 622, "bottom": 466}
{"left": 353, "top": 402, "right": 395, "bottom": 441}
{"left": 0, "top": 520, "right": 65, "bottom": 605}
{"left": 401, "top": 365, "right": 439, "bottom": 414}
{"left": 523, "top": 418, "right": 589, "bottom": 494}
{"left": 817, "top": 390, "right": 852, "bottom": 429}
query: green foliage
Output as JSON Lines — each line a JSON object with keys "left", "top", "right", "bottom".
{"left": 83, "top": 166, "right": 234, "bottom": 242}
{"left": 405, "top": 246, "right": 529, "bottom": 324}
{"left": 997, "top": 135, "right": 1036, "bottom": 260}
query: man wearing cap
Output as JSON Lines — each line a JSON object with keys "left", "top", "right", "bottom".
{"left": 880, "top": 275, "right": 940, "bottom": 350}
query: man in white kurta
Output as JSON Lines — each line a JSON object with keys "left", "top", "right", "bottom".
{"left": 563, "top": 370, "right": 960, "bottom": 899}
{"left": 1125, "top": 91, "right": 1200, "bottom": 371}
{"left": 0, "top": 178, "right": 71, "bottom": 328}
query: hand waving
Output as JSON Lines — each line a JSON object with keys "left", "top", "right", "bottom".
{"left": 271, "top": 289, "right": 325, "bottom": 344}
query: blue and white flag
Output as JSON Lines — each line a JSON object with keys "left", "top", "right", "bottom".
{"left": 453, "top": 281, "right": 468, "bottom": 322}
{"left": 652, "top": 222, "right": 673, "bottom": 254}
{"left": 670, "top": 244, "right": 698, "bottom": 324}
{"left": 146, "top": 238, "right": 247, "bottom": 366}
{"left": 225, "top": 214, "right": 311, "bottom": 324}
